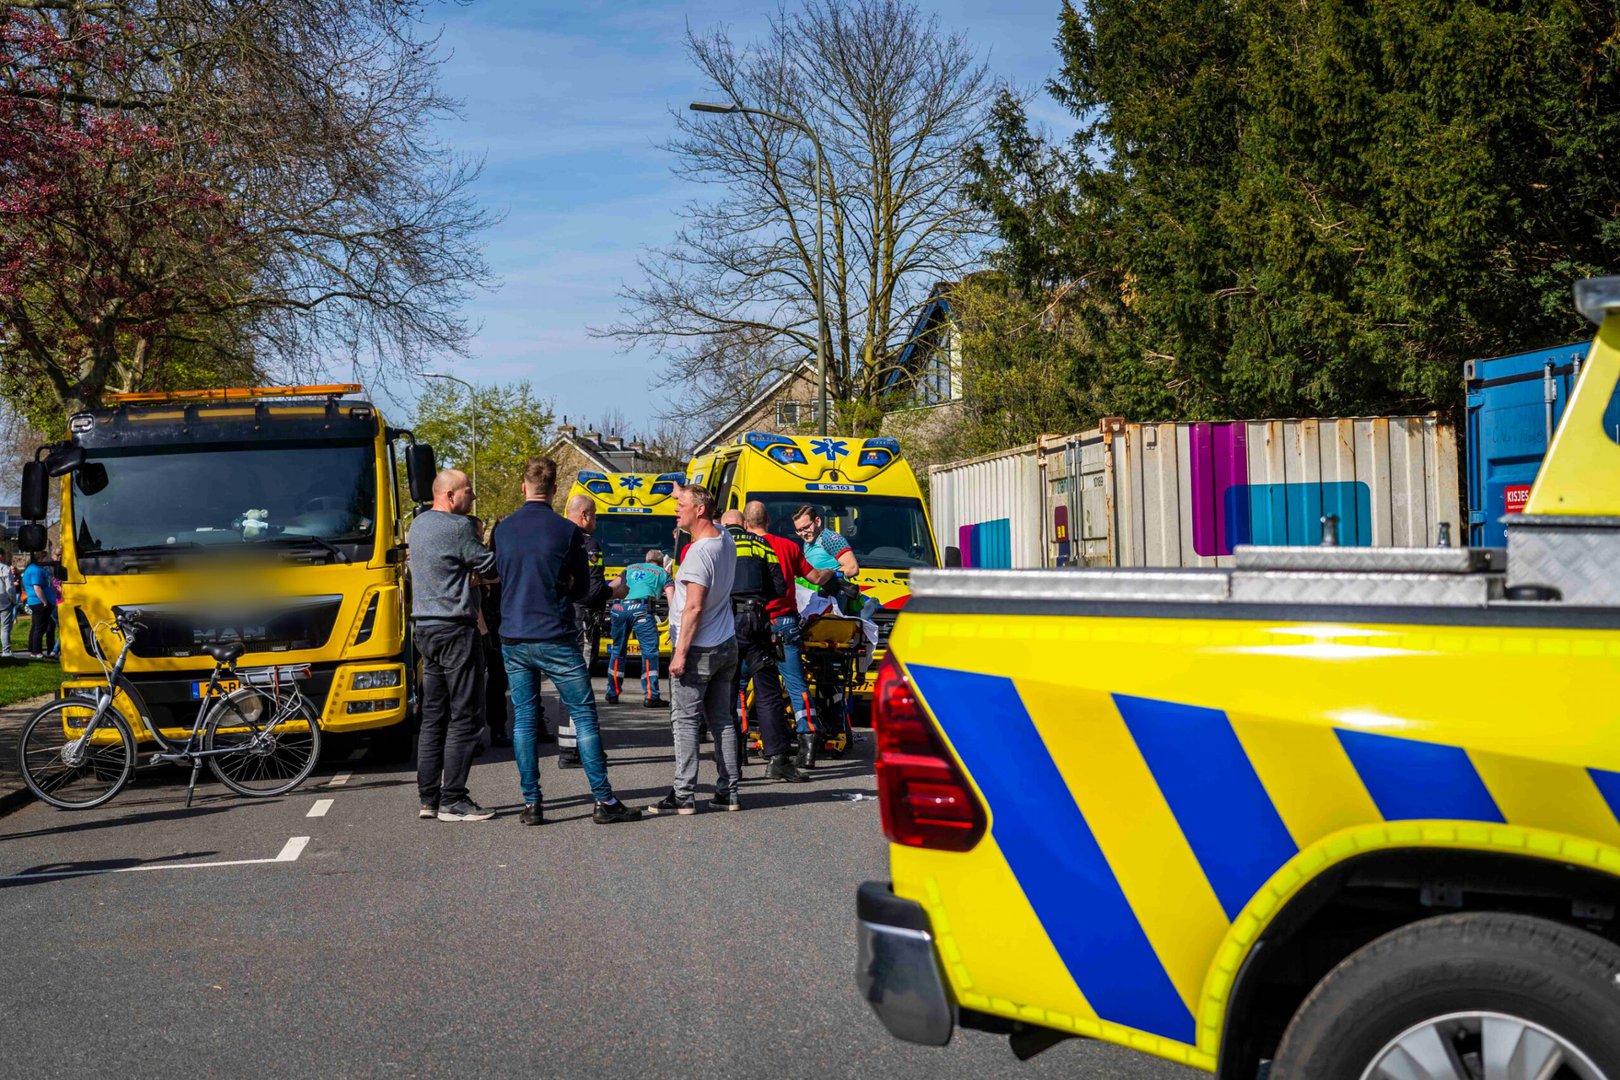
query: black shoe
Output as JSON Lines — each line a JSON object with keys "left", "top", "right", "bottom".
{"left": 710, "top": 791, "right": 742, "bottom": 812}
{"left": 643, "top": 696, "right": 666, "bottom": 708}
{"left": 437, "top": 798, "right": 495, "bottom": 822}
{"left": 645, "top": 790, "right": 696, "bottom": 816}
{"left": 593, "top": 799, "right": 642, "bottom": 824}
{"left": 604, "top": 694, "right": 619, "bottom": 705}
{"left": 491, "top": 733, "right": 513, "bottom": 748}
{"left": 796, "top": 733, "right": 818, "bottom": 770}
{"left": 519, "top": 803, "right": 544, "bottom": 826}
{"left": 418, "top": 802, "right": 437, "bottom": 820}
{"left": 766, "top": 754, "right": 810, "bottom": 783}
{"left": 557, "top": 751, "right": 582, "bottom": 769}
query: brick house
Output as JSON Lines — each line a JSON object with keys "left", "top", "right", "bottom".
{"left": 544, "top": 424, "right": 679, "bottom": 507}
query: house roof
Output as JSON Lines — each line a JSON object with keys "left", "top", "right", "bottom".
{"left": 881, "top": 284, "right": 955, "bottom": 395}
{"left": 545, "top": 429, "right": 664, "bottom": 473}
{"left": 691, "top": 360, "right": 816, "bottom": 455}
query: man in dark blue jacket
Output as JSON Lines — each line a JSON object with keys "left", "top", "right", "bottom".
{"left": 493, "top": 457, "right": 640, "bottom": 826}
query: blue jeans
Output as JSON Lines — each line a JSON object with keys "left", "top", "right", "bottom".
{"left": 502, "top": 638, "right": 614, "bottom": 805}
{"left": 772, "top": 613, "right": 814, "bottom": 734}
{"left": 607, "top": 599, "right": 661, "bottom": 700}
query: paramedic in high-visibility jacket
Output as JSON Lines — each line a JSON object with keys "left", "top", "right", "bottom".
{"left": 606, "top": 549, "right": 673, "bottom": 707}
{"left": 722, "top": 508, "right": 811, "bottom": 784}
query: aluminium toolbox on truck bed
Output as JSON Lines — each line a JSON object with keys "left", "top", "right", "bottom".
{"left": 928, "top": 415, "right": 1460, "bottom": 570}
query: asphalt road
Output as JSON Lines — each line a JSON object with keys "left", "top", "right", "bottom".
{"left": 0, "top": 683, "right": 1197, "bottom": 1080}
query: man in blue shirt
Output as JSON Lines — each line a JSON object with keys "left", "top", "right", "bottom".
{"left": 493, "top": 457, "right": 640, "bottom": 827}
{"left": 21, "top": 551, "right": 57, "bottom": 659}
{"left": 605, "top": 549, "right": 674, "bottom": 708}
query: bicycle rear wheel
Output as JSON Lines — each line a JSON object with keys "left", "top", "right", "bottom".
{"left": 202, "top": 686, "right": 322, "bottom": 797}
{"left": 18, "top": 699, "right": 136, "bottom": 810}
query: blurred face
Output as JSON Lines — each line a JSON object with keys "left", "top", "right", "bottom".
{"left": 576, "top": 505, "right": 597, "bottom": 533}
{"left": 793, "top": 512, "right": 821, "bottom": 542}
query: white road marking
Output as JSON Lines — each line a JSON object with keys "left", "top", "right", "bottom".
{"left": 1, "top": 836, "right": 311, "bottom": 882}
{"left": 328, "top": 772, "right": 351, "bottom": 787}
{"left": 347, "top": 747, "right": 367, "bottom": 762}
{"left": 306, "top": 799, "right": 334, "bottom": 818}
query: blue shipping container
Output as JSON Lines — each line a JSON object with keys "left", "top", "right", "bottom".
{"left": 1465, "top": 342, "right": 1590, "bottom": 547}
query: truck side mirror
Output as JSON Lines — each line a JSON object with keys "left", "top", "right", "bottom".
{"left": 405, "top": 443, "right": 436, "bottom": 504}
{"left": 45, "top": 445, "right": 85, "bottom": 476}
{"left": 944, "top": 545, "right": 962, "bottom": 568}
{"left": 19, "top": 461, "right": 48, "bottom": 521}
{"left": 16, "top": 523, "right": 45, "bottom": 553}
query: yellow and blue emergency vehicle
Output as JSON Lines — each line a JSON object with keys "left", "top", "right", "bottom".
{"left": 685, "top": 432, "right": 939, "bottom": 710}
{"left": 567, "top": 469, "right": 684, "bottom": 666}
{"left": 859, "top": 278, "right": 1620, "bottom": 1078}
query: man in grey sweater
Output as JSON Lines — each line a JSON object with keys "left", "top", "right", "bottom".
{"left": 408, "top": 469, "right": 498, "bottom": 821}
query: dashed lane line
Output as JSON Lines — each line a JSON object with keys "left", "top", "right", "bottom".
{"left": 0, "top": 835, "right": 311, "bottom": 882}
{"left": 328, "top": 773, "right": 351, "bottom": 787}
{"left": 307, "top": 799, "right": 334, "bottom": 818}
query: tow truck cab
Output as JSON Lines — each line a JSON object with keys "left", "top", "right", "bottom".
{"left": 18, "top": 385, "right": 429, "bottom": 748}
{"left": 859, "top": 279, "right": 1620, "bottom": 1077}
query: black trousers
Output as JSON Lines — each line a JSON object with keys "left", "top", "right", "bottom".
{"left": 481, "top": 634, "right": 510, "bottom": 740}
{"left": 734, "top": 601, "right": 791, "bottom": 759}
{"left": 415, "top": 620, "right": 484, "bottom": 806}
{"left": 27, "top": 604, "right": 55, "bottom": 655}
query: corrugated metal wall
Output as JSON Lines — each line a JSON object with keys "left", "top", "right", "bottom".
{"left": 930, "top": 415, "right": 1461, "bottom": 569}
{"left": 927, "top": 445, "right": 1044, "bottom": 568}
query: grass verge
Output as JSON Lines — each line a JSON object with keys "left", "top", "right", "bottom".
{"left": 0, "top": 616, "right": 60, "bottom": 709}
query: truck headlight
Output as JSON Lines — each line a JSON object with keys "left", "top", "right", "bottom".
{"left": 352, "top": 669, "right": 401, "bottom": 690}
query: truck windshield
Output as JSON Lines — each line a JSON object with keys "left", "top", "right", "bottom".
{"left": 755, "top": 492, "right": 937, "bottom": 570}
{"left": 592, "top": 513, "right": 681, "bottom": 568}
{"left": 70, "top": 440, "right": 377, "bottom": 555}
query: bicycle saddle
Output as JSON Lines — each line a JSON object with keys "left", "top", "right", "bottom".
{"left": 206, "top": 641, "right": 247, "bottom": 663}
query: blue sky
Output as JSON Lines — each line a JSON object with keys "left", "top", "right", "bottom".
{"left": 390, "top": 0, "right": 1077, "bottom": 436}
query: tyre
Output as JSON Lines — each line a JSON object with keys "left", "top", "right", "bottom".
{"left": 18, "top": 699, "right": 136, "bottom": 810}
{"left": 1271, "top": 911, "right": 1620, "bottom": 1080}
{"left": 203, "top": 686, "right": 322, "bottom": 797}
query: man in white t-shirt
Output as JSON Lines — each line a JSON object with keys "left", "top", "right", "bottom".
{"left": 647, "top": 482, "right": 740, "bottom": 815}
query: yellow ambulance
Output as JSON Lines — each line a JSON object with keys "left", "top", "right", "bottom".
{"left": 567, "top": 470, "right": 683, "bottom": 665}
{"left": 685, "top": 433, "right": 939, "bottom": 711}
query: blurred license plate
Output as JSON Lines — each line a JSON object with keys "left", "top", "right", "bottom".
{"left": 191, "top": 679, "right": 240, "bottom": 699}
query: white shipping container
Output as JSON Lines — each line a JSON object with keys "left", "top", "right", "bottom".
{"left": 930, "top": 415, "right": 1461, "bottom": 569}
{"left": 928, "top": 444, "right": 1046, "bottom": 570}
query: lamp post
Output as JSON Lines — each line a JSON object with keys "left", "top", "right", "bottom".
{"left": 690, "top": 100, "right": 830, "bottom": 436}
{"left": 423, "top": 372, "right": 478, "bottom": 508}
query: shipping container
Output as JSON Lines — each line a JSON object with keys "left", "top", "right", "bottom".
{"left": 1464, "top": 342, "right": 1589, "bottom": 548}
{"left": 930, "top": 415, "right": 1461, "bottom": 569}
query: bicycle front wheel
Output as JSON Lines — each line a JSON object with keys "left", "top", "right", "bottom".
{"left": 202, "top": 686, "right": 322, "bottom": 797}
{"left": 18, "top": 699, "right": 136, "bottom": 810}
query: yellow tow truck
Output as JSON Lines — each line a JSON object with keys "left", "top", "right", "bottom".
{"left": 15, "top": 385, "right": 436, "bottom": 757}
{"left": 859, "top": 278, "right": 1620, "bottom": 1077}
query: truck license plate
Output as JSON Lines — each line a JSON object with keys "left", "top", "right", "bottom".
{"left": 191, "top": 679, "right": 240, "bottom": 699}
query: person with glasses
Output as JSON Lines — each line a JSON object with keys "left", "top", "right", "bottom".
{"left": 792, "top": 505, "right": 859, "bottom": 578}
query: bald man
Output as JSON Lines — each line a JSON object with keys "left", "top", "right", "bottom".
{"left": 408, "top": 468, "right": 498, "bottom": 821}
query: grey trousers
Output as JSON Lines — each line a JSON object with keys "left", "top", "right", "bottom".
{"left": 0, "top": 602, "right": 12, "bottom": 655}
{"left": 671, "top": 638, "right": 739, "bottom": 799}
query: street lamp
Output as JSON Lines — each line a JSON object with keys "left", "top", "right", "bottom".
{"left": 422, "top": 372, "right": 478, "bottom": 509}
{"left": 691, "top": 100, "right": 830, "bottom": 436}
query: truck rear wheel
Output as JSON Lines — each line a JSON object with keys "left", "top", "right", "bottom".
{"left": 1270, "top": 912, "right": 1620, "bottom": 1080}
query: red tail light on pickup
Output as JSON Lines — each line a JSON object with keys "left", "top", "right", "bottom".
{"left": 873, "top": 656, "right": 986, "bottom": 852}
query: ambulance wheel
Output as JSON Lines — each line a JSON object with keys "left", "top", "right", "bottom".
{"left": 1269, "top": 912, "right": 1620, "bottom": 1080}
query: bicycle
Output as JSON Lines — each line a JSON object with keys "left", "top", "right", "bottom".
{"left": 16, "top": 613, "right": 323, "bottom": 810}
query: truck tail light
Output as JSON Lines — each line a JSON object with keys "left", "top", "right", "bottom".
{"left": 873, "top": 655, "right": 986, "bottom": 852}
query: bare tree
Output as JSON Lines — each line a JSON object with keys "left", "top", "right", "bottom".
{"left": 601, "top": 0, "right": 995, "bottom": 430}
{"left": 0, "top": 0, "right": 494, "bottom": 425}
